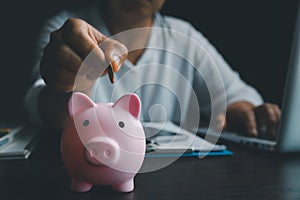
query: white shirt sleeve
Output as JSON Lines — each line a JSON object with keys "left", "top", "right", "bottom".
{"left": 188, "top": 23, "right": 264, "bottom": 108}
{"left": 24, "top": 12, "right": 72, "bottom": 126}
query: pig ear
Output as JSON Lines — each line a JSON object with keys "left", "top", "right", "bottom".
{"left": 113, "top": 94, "right": 141, "bottom": 119}
{"left": 68, "top": 92, "right": 96, "bottom": 117}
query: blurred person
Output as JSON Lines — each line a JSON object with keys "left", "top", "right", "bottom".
{"left": 25, "top": 0, "right": 281, "bottom": 139}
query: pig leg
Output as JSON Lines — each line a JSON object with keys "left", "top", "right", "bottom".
{"left": 70, "top": 178, "right": 93, "bottom": 192}
{"left": 112, "top": 179, "right": 134, "bottom": 192}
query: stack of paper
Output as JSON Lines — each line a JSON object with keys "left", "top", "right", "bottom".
{"left": 143, "top": 121, "right": 232, "bottom": 157}
{"left": 0, "top": 123, "right": 39, "bottom": 160}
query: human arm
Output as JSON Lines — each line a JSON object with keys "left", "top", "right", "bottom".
{"left": 26, "top": 18, "right": 127, "bottom": 131}
{"left": 185, "top": 22, "right": 281, "bottom": 138}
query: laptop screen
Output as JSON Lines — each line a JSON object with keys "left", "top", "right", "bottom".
{"left": 277, "top": 1, "right": 300, "bottom": 152}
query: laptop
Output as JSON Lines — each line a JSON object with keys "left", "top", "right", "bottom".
{"left": 199, "top": 2, "right": 300, "bottom": 153}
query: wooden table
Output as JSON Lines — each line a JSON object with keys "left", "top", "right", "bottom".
{"left": 1, "top": 129, "right": 300, "bottom": 200}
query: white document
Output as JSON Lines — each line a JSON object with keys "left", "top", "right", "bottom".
{"left": 0, "top": 126, "right": 39, "bottom": 160}
{"left": 143, "top": 121, "right": 226, "bottom": 153}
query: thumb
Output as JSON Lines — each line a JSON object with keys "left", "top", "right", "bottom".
{"left": 100, "top": 38, "right": 128, "bottom": 72}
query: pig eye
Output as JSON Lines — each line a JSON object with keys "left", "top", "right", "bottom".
{"left": 83, "top": 120, "right": 89, "bottom": 127}
{"left": 118, "top": 121, "right": 125, "bottom": 128}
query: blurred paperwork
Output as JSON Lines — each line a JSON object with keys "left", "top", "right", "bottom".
{"left": 0, "top": 122, "right": 39, "bottom": 160}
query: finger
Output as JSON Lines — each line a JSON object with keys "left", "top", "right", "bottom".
{"left": 242, "top": 110, "right": 258, "bottom": 137}
{"left": 256, "top": 120, "right": 268, "bottom": 139}
{"left": 264, "top": 107, "right": 280, "bottom": 139}
{"left": 254, "top": 107, "right": 268, "bottom": 138}
{"left": 214, "top": 113, "right": 226, "bottom": 131}
{"left": 41, "top": 41, "right": 99, "bottom": 92}
{"left": 100, "top": 38, "right": 128, "bottom": 72}
{"left": 87, "top": 38, "right": 128, "bottom": 80}
{"left": 273, "top": 105, "right": 282, "bottom": 119}
{"left": 254, "top": 104, "right": 281, "bottom": 139}
{"left": 61, "top": 18, "right": 127, "bottom": 78}
{"left": 41, "top": 54, "right": 85, "bottom": 91}
{"left": 62, "top": 18, "right": 105, "bottom": 58}
{"left": 46, "top": 68, "right": 76, "bottom": 89}
{"left": 45, "top": 40, "right": 83, "bottom": 74}
{"left": 50, "top": 25, "right": 103, "bottom": 76}
{"left": 61, "top": 18, "right": 107, "bottom": 76}
{"left": 43, "top": 31, "right": 87, "bottom": 77}
{"left": 265, "top": 109, "right": 277, "bottom": 138}
{"left": 85, "top": 48, "right": 110, "bottom": 80}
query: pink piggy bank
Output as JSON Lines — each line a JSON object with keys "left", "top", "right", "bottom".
{"left": 61, "top": 92, "right": 146, "bottom": 193}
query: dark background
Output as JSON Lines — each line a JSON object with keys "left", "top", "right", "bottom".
{"left": 0, "top": 0, "right": 298, "bottom": 122}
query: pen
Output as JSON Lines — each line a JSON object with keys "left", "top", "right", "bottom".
{"left": 107, "top": 64, "right": 114, "bottom": 84}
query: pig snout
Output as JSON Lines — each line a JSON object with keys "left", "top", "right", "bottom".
{"left": 84, "top": 137, "right": 120, "bottom": 167}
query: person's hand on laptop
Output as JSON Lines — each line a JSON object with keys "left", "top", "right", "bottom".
{"left": 220, "top": 102, "right": 281, "bottom": 140}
